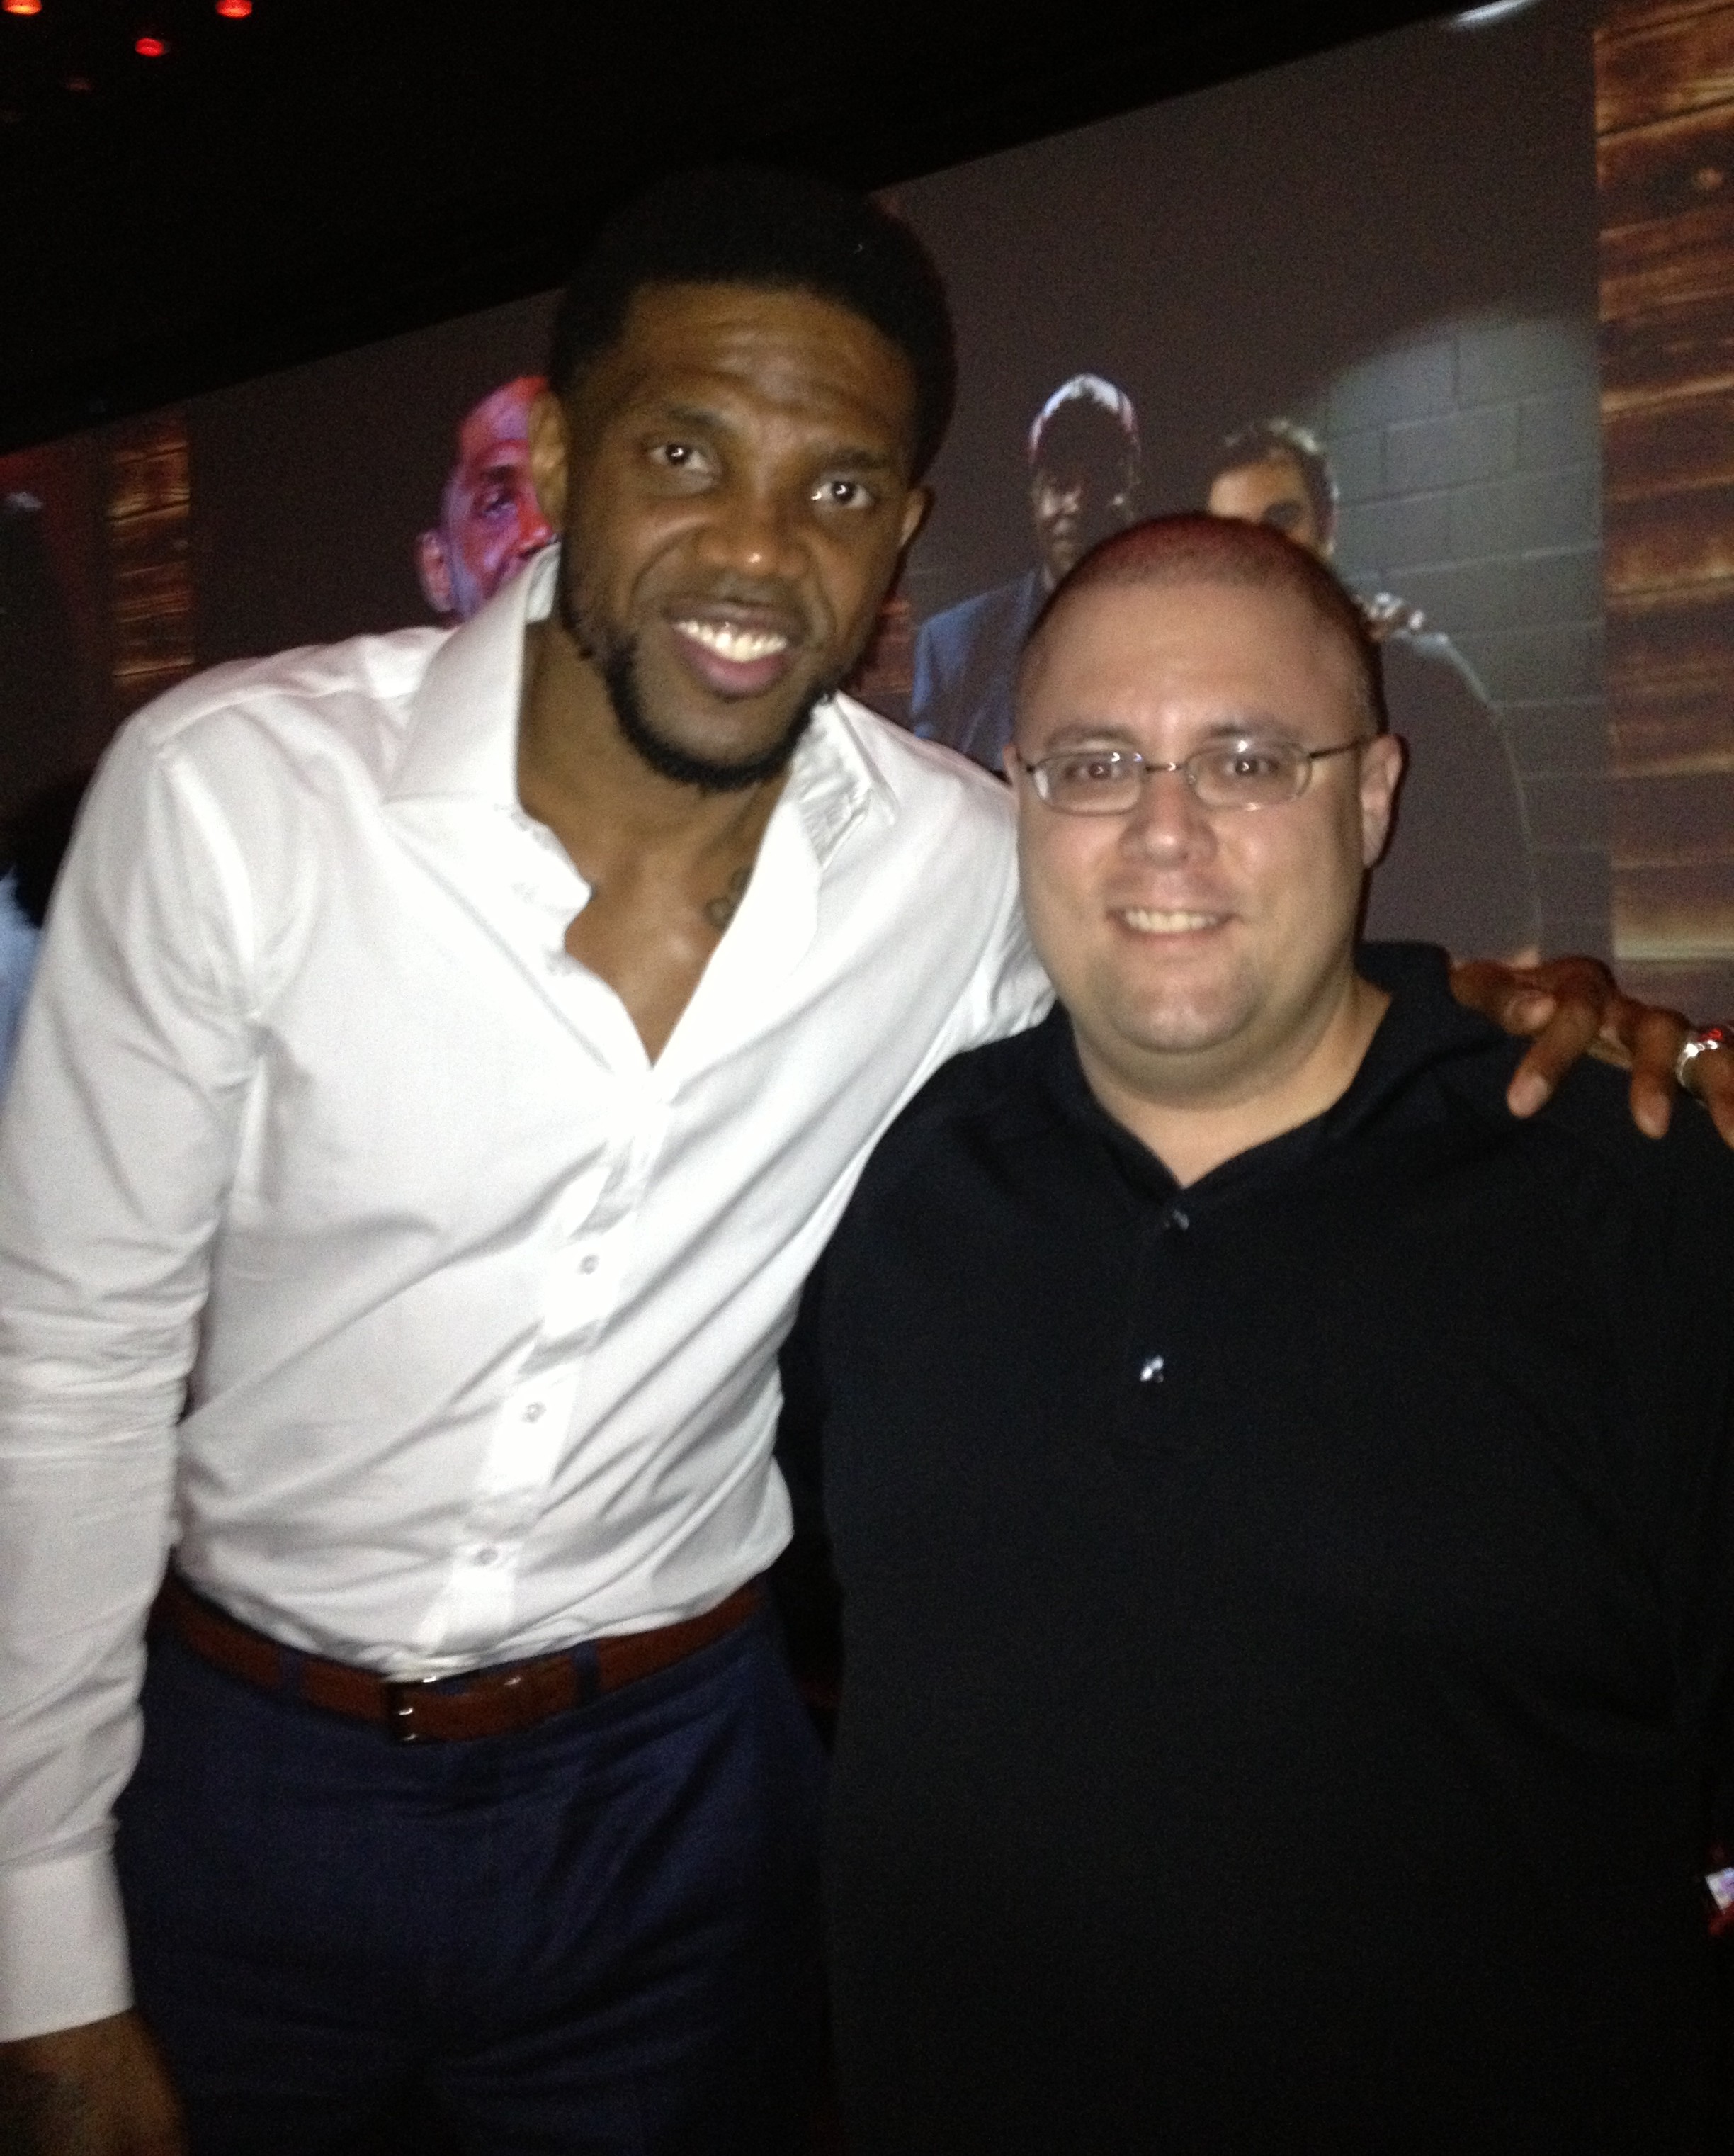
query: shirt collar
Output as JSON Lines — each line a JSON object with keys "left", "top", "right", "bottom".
{"left": 385, "top": 542, "right": 897, "bottom": 863}
{"left": 385, "top": 545, "right": 553, "bottom": 806}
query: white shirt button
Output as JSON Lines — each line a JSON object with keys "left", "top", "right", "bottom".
{"left": 579, "top": 1253, "right": 599, "bottom": 1275}
{"left": 522, "top": 1402, "right": 544, "bottom": 1422}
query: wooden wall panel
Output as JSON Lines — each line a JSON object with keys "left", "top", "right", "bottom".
{"left": 106, "top": 414, "right": 196, "bottom": 717}
{"left": 1597, "top": 7, "right": 1734, "bottom": 131}
{"left": 1597, "top": 0, "right": 1734, "bottom": 1012}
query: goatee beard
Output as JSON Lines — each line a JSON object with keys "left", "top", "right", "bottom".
{"left": 560, "top": 573, "right": 829, "bottom": 795}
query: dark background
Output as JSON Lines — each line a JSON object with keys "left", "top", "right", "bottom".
{"left": 0, "top": 0, "right": 1459, "bottom": 455}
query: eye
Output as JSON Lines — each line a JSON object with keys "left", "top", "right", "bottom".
{"left": 1223, "top": 744, "right": 1291, "bottom": 781}
{"left": 812, "top": 476, "right": 876, "bottom": 510}
{"left": 647, "top": 441, "right": 708, "bottom": 475}
{"left": 1059, "top": 750, "right": 1133, "bottom": 786}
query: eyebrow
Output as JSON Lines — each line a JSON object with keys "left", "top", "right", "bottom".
{"left": 1038, "top": 713, "right": 1305, "bottom": 749}
{"left": 645, "top": 400, "right": 901, "bottom": 473}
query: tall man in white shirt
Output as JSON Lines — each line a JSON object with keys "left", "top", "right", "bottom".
{"left": 0, "top": 171, "right": 1043, "bottom": 2155}
{"left": 0, "top": 166, "right": 1719, "bottom": 2154}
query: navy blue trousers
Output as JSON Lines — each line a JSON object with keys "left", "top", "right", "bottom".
{"left": 114, "top": 1607, "right": 825, "bottom": 2155}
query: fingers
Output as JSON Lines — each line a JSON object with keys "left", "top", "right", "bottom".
{"left": 1448, "top": 954, "right": 1734, "bottom": 1140}
{"left": 1504, "top": 992, "right": 1602, "bottom": 1119}
{"left": 1446, "top": 954, "right": 1616, "bottom": 1117}
{"left": 1622, "top": 1003, "right": 1690, "bottom": 1140}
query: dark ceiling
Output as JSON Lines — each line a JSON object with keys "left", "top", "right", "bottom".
{"left": 0, "top": 0, "right": 1455, "bottom": 453}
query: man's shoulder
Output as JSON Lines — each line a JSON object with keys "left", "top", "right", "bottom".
{"left": 825, "top": 692, "right": 1016, "bottom": 843}
{"left": 116, "top": 626, "right": 449, "bottom": 788}
{"left": 1426, "top": 1035, "right": 1734, "bottom": 1265}
{"left": 849, "top": 1012, "right": 1059, "bottom": 1200}
{"left": 917, "top": 573, "right": 1036, "bottom": 653}
{"left": 1538, "top": 1054, "right": 1734, "bottom": 1201}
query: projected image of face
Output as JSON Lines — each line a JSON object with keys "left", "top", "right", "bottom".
{"left": 1206, "top": 423, "right": 1337, "bottom": 562}
{"left": 416, "top": 376, "right": 555, "bottom": 621}
{"left": 1207, "top": 455, "right": 1324, "bottom": 553}
{"left": 1028, "top": 378, "right": 1142, "bottom": 588}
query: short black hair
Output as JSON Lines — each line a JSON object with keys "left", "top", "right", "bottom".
{"left": 1212, "top": 417, "right": 1338, "bottom": 547}
{"left": 548, "top": 166, "right": 956, "bottom": 479}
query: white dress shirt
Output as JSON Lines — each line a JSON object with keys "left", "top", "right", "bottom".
{"left": 0, "top": 546, "right": 1049, "bottom": 2040}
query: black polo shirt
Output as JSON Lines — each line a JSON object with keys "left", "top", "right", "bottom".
{"left": 779, "top": 944, "right": 1734, "bottom": 2153}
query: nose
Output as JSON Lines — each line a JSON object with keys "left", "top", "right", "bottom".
{"left": 1119, "top": 764, "right": 1217, "bottom": 864}
{"left": 695, "top": 480, "right": 806, "bottom": 582}
{"left": 516, "top": 497, "right": 554, "bottom": 555}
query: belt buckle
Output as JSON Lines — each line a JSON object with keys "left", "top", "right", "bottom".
{"left": 383, "top": 1674, "right": 443, "bottom": 1744}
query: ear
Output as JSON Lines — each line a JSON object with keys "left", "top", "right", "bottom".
{"left": 897, "top": 484, "right": 933, "bottom": 553}
{"left": 1359, "top": 733, "right": 1405, "bottom": 869}
{"left": 416, "top": 529, "right": 455, "bottom": 616}
{"left": 526, "top": 388, "right": 572, "bottom": 531}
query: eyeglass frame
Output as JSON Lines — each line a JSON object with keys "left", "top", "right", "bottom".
{"left": 1011, "top": 735, "right": 1373, "bottom": 815}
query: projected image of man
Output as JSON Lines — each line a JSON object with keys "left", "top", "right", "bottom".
{"left": 1208, "top": 416, "right": 1540, "bottom": 961}
{"left": 910, "top": 372, "right": 1140, "bottom": 769}
{"left": 417, "top": 374, "right": 557, "bottom": 623}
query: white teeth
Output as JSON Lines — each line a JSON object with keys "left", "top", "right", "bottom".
{"left": 675, "top": 619, "right": 789, "bottom": 663}
{"left": 1121, "top": 909, "right": 1220, "bottom": 934}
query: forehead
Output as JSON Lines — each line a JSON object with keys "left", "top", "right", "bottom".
{"left": 1211, "top": 455, "right": 1308, "bottom": 512}
{"left": 1020, "top": 577, "right": 1359, "bottom": 742}
{"left": 574, "top": 280, "right": 918, "bottom": 456}
{"left": 455, "top": 380, "right": 538, "bottom": 469}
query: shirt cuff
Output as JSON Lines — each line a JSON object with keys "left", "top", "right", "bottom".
{"left": 0, "top": 1847, "right": 132, "bottom": 2040}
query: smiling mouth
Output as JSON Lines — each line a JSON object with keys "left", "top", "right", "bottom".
{"left": 667, "top": 614, "right": 800, "bottom": 699}
{"left": 1119, "top": 908, "right": 1227, "bottom": 935}
{"left": 673, "top": 619, "right": 791, "bottom": 663}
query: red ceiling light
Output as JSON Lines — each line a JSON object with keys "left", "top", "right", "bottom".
{"left": 135, "top": 30, "right": 166, "bottom": 52}
{"left": 215, "top": 0, "right": 251, "bottom": 16}
{"left": 4, "top": 1, "right": 45, "bottom": 18}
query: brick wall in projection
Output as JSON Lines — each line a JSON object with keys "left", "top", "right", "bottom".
{"left": 1303, "top": 315, "right": 1609, "bottom": 966}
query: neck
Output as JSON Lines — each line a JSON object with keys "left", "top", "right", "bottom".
{"left": 517, "top": 619, "right": 790, "bottom": 879}
{"left": 1077, "top": 967, "right": 1390, "bottom": 1188}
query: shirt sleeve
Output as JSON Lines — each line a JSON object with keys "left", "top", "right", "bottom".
{"left": 0, "top": 716, "right": 259, "bottom": 2040}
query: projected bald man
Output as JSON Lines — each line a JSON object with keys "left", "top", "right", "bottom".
{"left": 416, "top": 374, "right": 556, "bottom": 622}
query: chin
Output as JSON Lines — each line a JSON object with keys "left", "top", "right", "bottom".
{"left": 611, "top": 650, "right": 825, "bottom": 794}
{"left": 1108, "top": 979, "right": 1258, "bottom": 1061}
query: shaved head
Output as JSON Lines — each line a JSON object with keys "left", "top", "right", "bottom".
{"left": 1019, "top": 513, "right": 1386, "bottom": 740}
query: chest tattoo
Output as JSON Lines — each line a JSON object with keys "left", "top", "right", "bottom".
{"left": 703, "top": 864, "right": 752, "bottom": 933}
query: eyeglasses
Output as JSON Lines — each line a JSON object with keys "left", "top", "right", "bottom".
{"left": 1016, "top": 737, "right": 1368, "bottom": 815}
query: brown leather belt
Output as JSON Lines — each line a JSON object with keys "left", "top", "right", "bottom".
{"left": 155, "top": 1571, "right": 764, "bottom": 1744}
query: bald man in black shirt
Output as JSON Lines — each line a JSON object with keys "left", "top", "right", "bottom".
{"left": 783, "top": 516, "right": 1734, "bottom": 2154}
